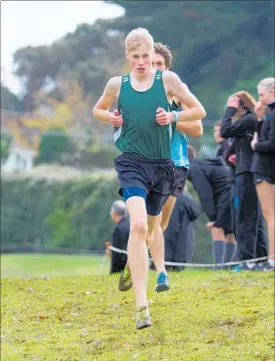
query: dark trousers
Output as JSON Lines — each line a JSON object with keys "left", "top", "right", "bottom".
{"left": 164, "top": 224, "right": 195, "bottom": 271}
{"left": 165, "top": 238, "right": 179, "bottom": 271}
{"left": 256, "top": 213, "right": 268, "bottom": 258}
{"left": 234, "top": 172, "right": 267, "bottom": 261}
{"left": 165, "top": 237, "right": 184, "bottom": 271}
{"left": 230, "top": 181, "right": 236, "bottom": 236}
{"left": 110, "top": 253, "right": 127, "bottom": 274}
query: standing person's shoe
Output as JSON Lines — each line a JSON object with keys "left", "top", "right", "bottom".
{"left": 118, "top": 262, "right": 132, "bottom": 291}
{"left": 232, "top": 262, "right": 256, "bottom": 272}
{"left": 136, "top": 306, "right": 152, "bottom": 330}
{"left": 155, "top": 272, "right": 169, "bottom": 292}
{"left": 255, "top": 261, "right": 275, "bottom": 272}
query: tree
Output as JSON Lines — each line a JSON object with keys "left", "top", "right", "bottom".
{"left": 1, "top": 84, "right": 24, "bottom": 111}
{"left": 2, "top": 76, "right": 110, "bottom": 156}
{"left": 10, "top": 1, "right": 274, "bottom": 119}
{"left": 0, "top": 132, "right": 12, "bottom": 163}
{"left": 12, "top": 23, "right": 125, "bottom": 110}
{"left": 103, "top": 0, "right": 274, "bottom": 118}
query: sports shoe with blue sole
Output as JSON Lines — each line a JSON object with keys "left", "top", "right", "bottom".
{"left": 232, "top": 262, "right": 255, "bottom": 272}
{"left": 156, "top": 272, "right": 169, "bottom": 292}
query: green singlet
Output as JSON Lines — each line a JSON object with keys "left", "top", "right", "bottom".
{"left": 114, "top": 70, "right": 174, "bottom": 159}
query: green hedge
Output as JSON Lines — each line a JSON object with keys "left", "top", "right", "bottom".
{"left": 1, "top": 172, "right": 212, "bottom": 262}
{"left": 1, "top": 174, "right": 119, "bottom": 251}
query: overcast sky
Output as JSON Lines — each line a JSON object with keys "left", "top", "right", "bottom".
{"left": 1, "top": 1, "right": 124, "bottom": 94}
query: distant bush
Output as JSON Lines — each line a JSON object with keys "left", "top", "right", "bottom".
{"left": 1, "top": 168, "right": 119, "bottom": 252}
{"left": 1, "top": 167, "right": 212, "bottom": 261}
{"left": 1, "top": 132, "right": 12, "bottom": 163}
{"left": 35, "top": 128, "right": 75, "bottom": 165}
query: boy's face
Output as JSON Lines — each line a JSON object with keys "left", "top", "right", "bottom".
{"left": 214, "top": 125, "right": 224, "bottom": 143}
{"left": 152, "top": 53, "right": 167, "bottom": 71}
{"left": 126, "top": 43, "right": 153, "bottom": 75}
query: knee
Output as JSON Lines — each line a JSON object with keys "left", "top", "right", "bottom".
{"left": 226, "top": 233, "right": 236, "bottom": 244}
{"left": 131, "top": 219, "right": 148, "bottom": 236}
{"left": 211, "top": 227, "right": 225, "bottom": 240}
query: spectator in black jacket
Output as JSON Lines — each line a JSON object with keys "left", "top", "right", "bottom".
{"left": 251, "top": 78, "right": 275, "bottom": 271}
{"left": 164, "top": 188, "right": 200, "bottom": 271}
{"left": 187, "top": 145, "right": 236, "bottom": 269}
{"left": 214, "top": 121, "right": 238, "bottom": 262}
{"left": 220, "top": 91, "right": 267, "bottom": 271}
{"left": 109, "top": 200, "right": 129, "bottom": 274}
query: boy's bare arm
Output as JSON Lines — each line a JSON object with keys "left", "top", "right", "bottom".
{"left": 175, "top": 101, "right": 203, "bottom": 137}
{"left": 93, "top": 77, "right": 123, "bottom": 126}
{"left": 163, "top": 71, "right": 206, "bottom": 122}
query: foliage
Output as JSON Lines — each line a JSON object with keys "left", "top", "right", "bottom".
{"left": 2, "top": 77, "right": 114, "bottom": 166}
{"left": 59, "top": 143, "right": 120, "bottom": 169}
{"left": 1, "top": 271, "right": 274, "bottom": 360}
{"left": 103, "top": 1, "right": 274, "bottom": 119}
{"left": 4, "top": 2, "right": 274, "bottom": 120}
{"left": 0, "top": 172, "right": 119, "bottom": 252}
{"left": 35, "top": 127, "right": 75, "bottom": 164}
{"left": 20, "top": 77, "right": 101, "bottom": 152}
{"left": 0, "top": 132, "right": 12, "bottom": 163}
{"left": 12, "top": 23, "right": 125, "bottom": 111}
{"left": 1, "top": 111, "right": 40, "bottom": 153}
{"left": 0, "top": 84, "right": 24, "bottom": 111}
{"left": 5, "top": 1, "right": 273, "bottom": 162}
{"left": 1, "top": 170, "right": 212, "bottom": 260}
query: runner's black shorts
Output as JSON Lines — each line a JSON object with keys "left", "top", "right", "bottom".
{"left": 170, "top": 166, "right": 189, "bottom": 197}
{"left": 114, "top": 153, "right": 175, "bottom": 216}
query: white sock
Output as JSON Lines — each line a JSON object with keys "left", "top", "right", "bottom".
{"left": 268, "top": 259, "right": 275, "bottom": 267}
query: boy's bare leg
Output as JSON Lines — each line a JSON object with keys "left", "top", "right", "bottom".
{"left": 147, "top": 213, "right": 166, "bottom": 273}
{"left": 147, "top": 196, "right": 176, "bottom": 272}
{"left": 125, "top": 196, "right": 149, "bottom": 308}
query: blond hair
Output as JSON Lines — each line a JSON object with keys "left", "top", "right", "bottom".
{"left": 125, "top": 28, "right": 154, "bottom": 52}
{"left": 257, "top": 77, "right": 275, "bottom": 93}
{"left": 232, "top": 90, "right": 256, "bottom": 112}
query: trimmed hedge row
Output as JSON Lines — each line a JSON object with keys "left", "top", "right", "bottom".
{"left": 1, "top": 172, "right": 212, "bottom": 262}
{"left": 1, "top": 174, "right": 119, "bottom": 251}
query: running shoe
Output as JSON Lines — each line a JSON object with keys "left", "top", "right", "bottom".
{"left": 155, "top": 272, "right": 169, "bottom": 292}
{"left": 232, "top": 262, "right": 256, "bottom": 272}
{"left": 136, "top": 306, "right": 152, "bottom": 330}
{"left": 118, "top": 262, "right": 132, "bottom": 291}
{"left": 255, "top": 261, "right": 275, "bottom": 272}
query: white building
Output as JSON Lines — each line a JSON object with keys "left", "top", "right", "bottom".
{"left": 2, "top": 143, "right": 36, "bottom": 173}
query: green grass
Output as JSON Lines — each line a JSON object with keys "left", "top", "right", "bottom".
{"left": 1, "top": 265, "right": 274, "bottom": 361}
{"left": 1, "top": 254, "right": 109, "bottom": 278}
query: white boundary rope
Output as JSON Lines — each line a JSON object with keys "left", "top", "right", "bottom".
{"left": 97, "top": 254, "right": 107, "bottom": 275}
{"left": 109, "top": 246, "right": 273, "bottom": 268}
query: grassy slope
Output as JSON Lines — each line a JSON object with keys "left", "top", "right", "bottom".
{"left": 1, "top": 270, "right": 274, "bottom": 361}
